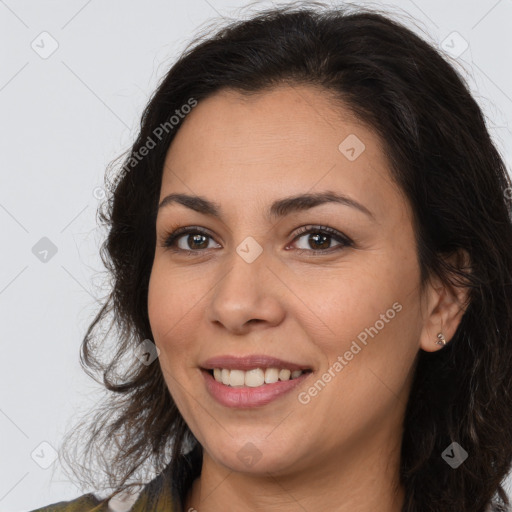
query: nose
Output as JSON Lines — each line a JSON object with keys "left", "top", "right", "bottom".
{"left": 206, "top": 246, "right": 286, "bottom": 335}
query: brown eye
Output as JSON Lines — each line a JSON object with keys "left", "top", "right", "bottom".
{"left": 161, "top": 224, "right": 353, "bottom": 256}
{"left": 290, "top": 225, "right": 353, "bottom": 255}
{"left": 162, "top": 227, "right": 219, "bottom": 253}
{"left": 296, "top": 231, "right": 334, "bottom": 250}
{"left": 181, "top": 232, "right": 210, "bottom": 250}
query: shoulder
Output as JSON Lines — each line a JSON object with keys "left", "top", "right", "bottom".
{"left": 28, "top": 493, "right": 109, "bottom": 512}
{"left": 29, "top": 443, "right": 202, "bottom": 512}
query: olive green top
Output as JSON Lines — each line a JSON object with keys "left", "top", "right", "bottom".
{"left": 29, "top": 444, "right": 202, "bottom": 512}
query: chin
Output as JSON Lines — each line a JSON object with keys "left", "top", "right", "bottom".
{"left": 205, "top": 436, "right": 301, "bottom": 475}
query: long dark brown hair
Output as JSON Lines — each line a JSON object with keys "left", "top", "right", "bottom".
{"left": 59, "top": 2, "right": 512, "bottom": 510}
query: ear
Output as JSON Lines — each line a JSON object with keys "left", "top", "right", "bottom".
{"left": 419, "top": 249, "right": 472, "bottom": 352}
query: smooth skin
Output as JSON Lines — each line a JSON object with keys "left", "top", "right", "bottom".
{"left": 147, "top": 84, "right": 469, "bottom": 512}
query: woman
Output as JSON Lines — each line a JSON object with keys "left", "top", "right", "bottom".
{"left": 31, "top": 2, "right": 512, "bottom": 511}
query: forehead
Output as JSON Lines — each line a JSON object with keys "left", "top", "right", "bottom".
{"left": 160, "top": 85, "right": 405, "bottom": 223}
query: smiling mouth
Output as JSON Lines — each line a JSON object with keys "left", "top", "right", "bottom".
{"left": 204, "top": 367, "right": 313, "bottom": 387}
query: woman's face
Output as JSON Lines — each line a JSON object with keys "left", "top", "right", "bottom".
{"left": 148, "top": 84, "right": 437, "bottom": 476}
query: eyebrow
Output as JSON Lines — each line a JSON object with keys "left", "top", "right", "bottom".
{"left": 158, "top": 191, "right": 375, "bottom": 221}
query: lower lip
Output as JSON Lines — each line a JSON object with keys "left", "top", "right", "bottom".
{"left": 201, "top": 369, "right": 312, "bottom": 408}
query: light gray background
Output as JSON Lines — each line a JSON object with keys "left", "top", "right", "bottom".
{"left": 1, "top": 1, "right": 511, "bottom": 510}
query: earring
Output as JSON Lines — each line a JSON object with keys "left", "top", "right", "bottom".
{"left": 436, "top": 333, "right": 447, "bottom": 346}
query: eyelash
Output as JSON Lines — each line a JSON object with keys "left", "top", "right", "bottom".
{"left": 160, "top": 224, "right": 353, "bottom": 257}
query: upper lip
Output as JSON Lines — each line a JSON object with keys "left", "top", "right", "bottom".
{"left": 200, "top": 354, "right": 313, "bottom": 372}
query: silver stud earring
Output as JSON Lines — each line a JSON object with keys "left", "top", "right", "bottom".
{"left": 436, "top": 332, "right": 447, "bottom": 346}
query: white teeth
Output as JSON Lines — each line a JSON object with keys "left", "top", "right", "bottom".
{"left": 264, "top": 368, "right": 279, "bottom": 384}
{"left": 245, "top": 368, "right": 265, "bottom": 387}
{"left": 211, "top": 367, "right": 307, "bottom": 387}
{"left": 229, "top": 369, "right": 245, "bottom": 387}
{"left": 279, "top": 369, "right": 291, "bottom": 381}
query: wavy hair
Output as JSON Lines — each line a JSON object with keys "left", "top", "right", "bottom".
{"left": 59, "top": 2, "right": 512, "bottom": 510}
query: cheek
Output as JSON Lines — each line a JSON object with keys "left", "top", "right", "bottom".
{"left": 302, "top": 257, "right": 408, "bottom": 335}
{"left": 147, "top": 267, "right": 173, "bottom": 345}
{"left": 305, "top": 244, "right": 421, "bottom": 374}
{"left": 147, "top": 259, "right": 219, "bottom": 407}
{"left": 147, "top": 259, "right": 204, "bottom": 347}
{"left": 314, "top": 280, "right": 398, "bottom": 362}
{"left": 296, "top": 264, "right": 421, "bottom": 437}
{"left": 147, "top": 271, "right": 191, "bottom": 403}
